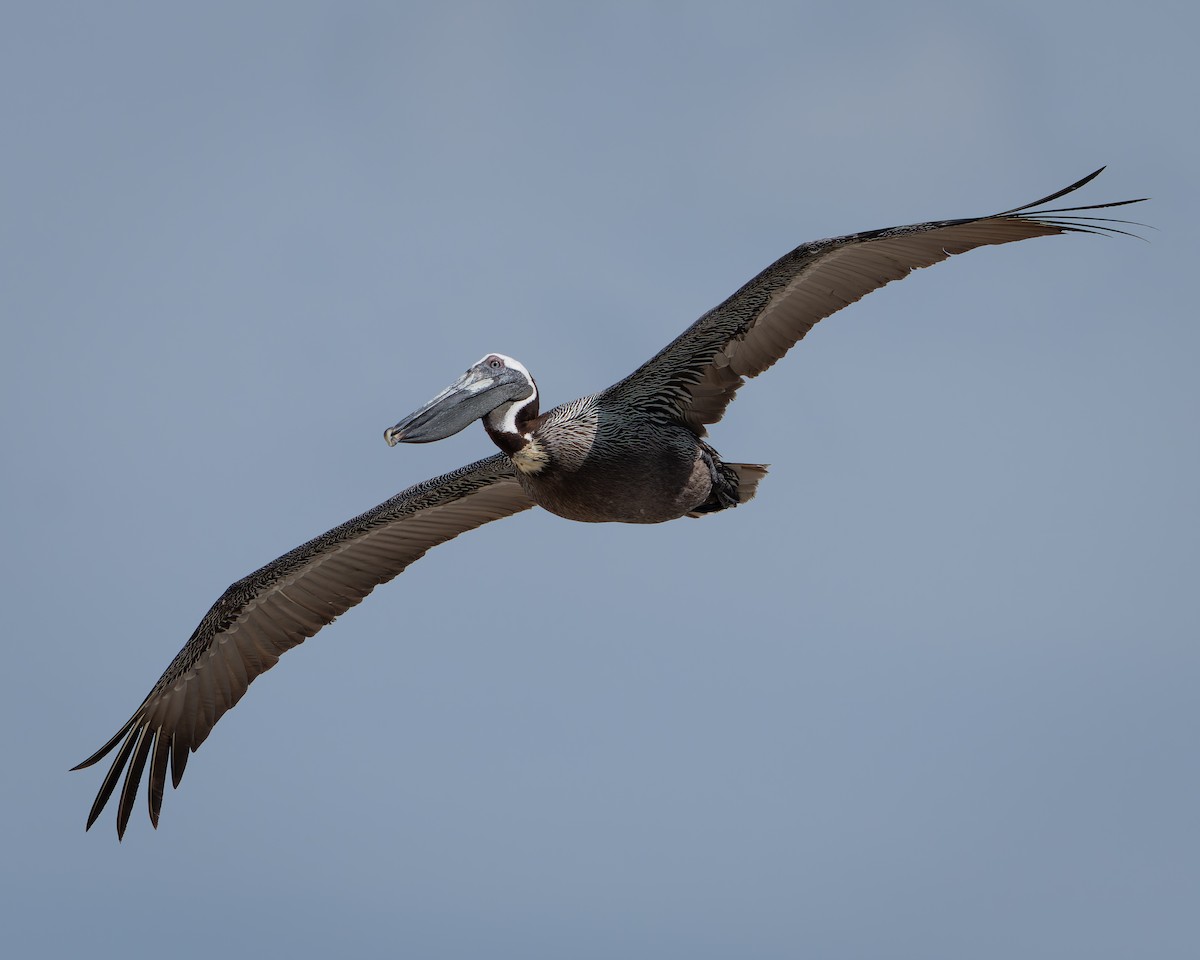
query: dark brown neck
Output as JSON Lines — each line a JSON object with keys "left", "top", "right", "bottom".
{"left": 483, "top": 395, "right": 539, "bottom": 456}
{"left": 484, "top": 423, "right": 527, "bottom": 456}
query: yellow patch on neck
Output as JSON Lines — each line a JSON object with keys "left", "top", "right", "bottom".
{"left": 511, "top": 437, "right": 550, "bottom": 475}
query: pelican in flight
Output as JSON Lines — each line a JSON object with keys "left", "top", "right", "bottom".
{"left": 74, "top": 169, "right": 1144, "bottom": 837}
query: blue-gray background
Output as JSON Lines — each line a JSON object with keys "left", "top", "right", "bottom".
{"left": 4, "top": 3, "right": 1195, "bottom": 957}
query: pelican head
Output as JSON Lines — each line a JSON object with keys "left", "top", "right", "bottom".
{"left": 384, "top": 353, "right": 537, "bottom": 445}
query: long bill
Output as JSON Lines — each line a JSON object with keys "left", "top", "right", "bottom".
{"left": 384, "top": 364, "right": 529, "bottom": 445}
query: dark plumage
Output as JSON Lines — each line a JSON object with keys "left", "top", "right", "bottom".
{"left": 74, "top": 169, "right": 1145, "bottom": 837}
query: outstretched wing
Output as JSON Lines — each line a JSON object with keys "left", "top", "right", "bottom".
{"left": 604, "top": 168, "right": 1145, "bottom": 432}
{"left": 73, "top": 453, "right": 534, "bottom": 838}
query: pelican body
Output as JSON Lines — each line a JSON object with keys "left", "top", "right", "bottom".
{"left": 383, "top": 355, "right": 760, "bottom": 524}
{"left": 74, "top": 169, "right": 1145, "bottom": 837}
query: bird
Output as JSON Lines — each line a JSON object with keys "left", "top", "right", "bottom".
{"left": 74, "top": 168, "right": 1145, "bottom": 837}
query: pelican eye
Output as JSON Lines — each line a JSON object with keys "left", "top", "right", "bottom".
{"left": 488, "top": 357, "right": 504, "bottom": 370}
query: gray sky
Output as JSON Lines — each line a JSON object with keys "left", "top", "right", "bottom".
{"left": 4, "top": 2, "right": 1196, "bottom": 958}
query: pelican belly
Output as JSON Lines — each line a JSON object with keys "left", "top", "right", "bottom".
{"left": 517, "top": 428, "right": 714, "bottom": 524}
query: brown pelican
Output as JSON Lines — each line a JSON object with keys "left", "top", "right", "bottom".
{"left": 74, "top": 169, "right": 1144, "bottom": 837}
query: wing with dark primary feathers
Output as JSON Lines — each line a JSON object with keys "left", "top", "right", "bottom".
{"left": 73, "top": 453, "right": 533, "bottom": 838}
{"left": 604, "top": 168, "right": 1146, "bottom": 433}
